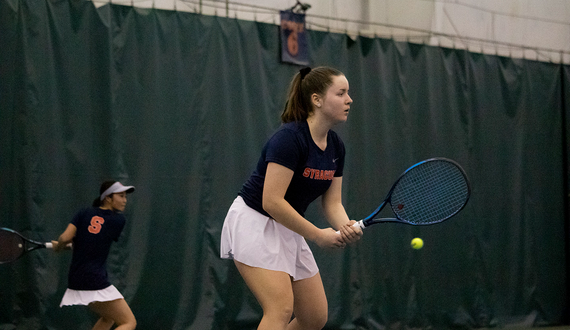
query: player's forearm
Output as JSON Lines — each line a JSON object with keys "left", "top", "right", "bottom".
{"left": 58, "top": 224, "right": 76, "bottom": 245}
{"left": 323, "top": 202, "right": 350, "bottom": 230}
{"left": 57, "top": 234, "right": 72, "bottom": 245}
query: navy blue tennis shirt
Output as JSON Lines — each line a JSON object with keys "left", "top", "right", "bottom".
{"left": 239, "top": 121, "right": 345, "bottom": 217}
{"left": 68, "top": 207, "right": 126, "bottom": 290}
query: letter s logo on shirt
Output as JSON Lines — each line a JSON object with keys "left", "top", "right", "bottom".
{"left": 88, "top": 216, "right": 105, "bottom": 234}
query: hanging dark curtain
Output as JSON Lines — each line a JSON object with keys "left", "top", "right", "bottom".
{"left": 563, "top": 63, "right": 570, "bottom": 327}
{"left": 0, "top": 1, "right": 568, "bottom": 329}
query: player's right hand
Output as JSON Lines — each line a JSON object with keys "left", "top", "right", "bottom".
{"left": 315, "top": 228, "right": 347, "bottom": 249}
{"left": 51, "top": 240, "right": 62, "bottom": 252}
{"left": 338, "top": 220, "right": 363, "bottom": 244}
{"left": 52, "top": 240, "right": 72, "bottom": 252}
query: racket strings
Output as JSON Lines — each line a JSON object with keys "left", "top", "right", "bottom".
{"left": 0, "top": 230, "right": 25, "bottom": 263}
{"left": 390, "top": 160, "right": 469, "bottom": 224}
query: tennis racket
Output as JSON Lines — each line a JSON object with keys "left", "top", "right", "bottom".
{"left": 343, "top": 158, "right": 470, "bottom": 231}
{"left": 0, "top": 227, "right": 57, "bottom": 264}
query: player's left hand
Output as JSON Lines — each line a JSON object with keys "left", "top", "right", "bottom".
{"left": 51, "top": 240, "right": 63, "bottom": 252}
{"left": 51, "top": 240, "right": 73, "bottom": 252}
{"left": 338, "top": 220, "right": 362, "bottom": 244}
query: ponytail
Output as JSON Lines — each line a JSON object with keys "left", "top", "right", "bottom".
{"left": 281, "top": 66, "right": 344, "bottom": 123}
{"left": 92, "top": 197, "right": 101, "bottom": 207}
{"left": 92, "top": 180, "right": 117, "bottom": 207}
{"left": 281, "top": 71, "right": 308, "bottom": 123}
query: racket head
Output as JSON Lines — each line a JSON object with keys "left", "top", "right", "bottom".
{"left": 0, "top": 228, "right": 26, "bottom": 264}
{"left": 387, "top": 158, "right": 470, "bottom": 225}
{"left": 0, "top": 227, "right": 47, "bottom": 264}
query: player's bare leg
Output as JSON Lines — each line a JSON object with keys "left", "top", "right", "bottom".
{"left": 287, "top": 272, "right": 327, "bottom": 330}
{"left": 234, "top": 260, "right": 294, "bottom": 330}
{"left": 89, "top": 299, "right": 136, "bottom": 330}
{"left": 92, "top": 316, "right": 114, "bottom": 330}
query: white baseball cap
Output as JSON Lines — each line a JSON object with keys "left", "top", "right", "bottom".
{"left": 100, "top": 182, "right": 135, "bottom": 201}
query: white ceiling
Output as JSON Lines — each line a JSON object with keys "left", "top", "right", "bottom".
{"left": 97, "top": 0, "right": 570, "bottom": 63}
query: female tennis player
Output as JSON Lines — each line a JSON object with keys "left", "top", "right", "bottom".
{"left": 53, "top": 181, "right": 137, "bottom": 330}
{"left": 220, "top": 66, "right": 362, "bottom": 329}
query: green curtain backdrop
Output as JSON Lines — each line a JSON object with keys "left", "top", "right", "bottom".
{"left": 563, "top": 63, "right": 570, "bottom": 327}
{"left": 1, "top": 1, "right": 568, "bottom": 329}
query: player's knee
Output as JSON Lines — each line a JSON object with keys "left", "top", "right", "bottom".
{"left": 127, "top": 318, "right": 137, "bottom": 329}
{"left": 124, "top": 319, "right": 137, "bottom": 329}
{"left": 296, "top": 307, "right": 327, "bottom": 329}
{"left": 98, "top": 317, "right": 114, "bottom": 328}
{"left": 274, "top": 306, "right": 295, "bottom": 324}
{"left": 263, "top": 301, "right": 294, "bottom": 325}
{"left": 307, "top": 312, "right": 328, "bottom": 329}
{"left": 314, "top": 312, "right": 328, "bottom": 329}
{"left": 115, "top": 314, "right": 137, "bottom": 329}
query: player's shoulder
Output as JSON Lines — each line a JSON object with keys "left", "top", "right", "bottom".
{"left": 71, "top": 206, "right": 97, "bottom": 225}
{"left": 278, "top": 121, "right": 306, "bottom": 134}
{"left": 75, "top": 206, "right": 95, "bottom": 217}
{"left": 328, "top": 128, "right": 340, "bottom": 139}
{"left": 99, "top": 208, "right": 127, "bottom": 220}
{"left": 328, "top": 129, "right": 344, "bottom": 146}
{"left": 270, "top": 121, "right": 307, "bottom": 141}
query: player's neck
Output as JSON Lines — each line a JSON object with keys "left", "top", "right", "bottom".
{"left": 307, "top": 117, "right": 329, "bottom": 150}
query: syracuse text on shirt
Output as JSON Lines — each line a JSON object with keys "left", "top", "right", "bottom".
{"left": 303, "top": 168, "right": 336, "bottom": 180}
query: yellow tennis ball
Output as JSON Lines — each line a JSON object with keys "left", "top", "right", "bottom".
{"left": 411, "top": 237, "right": 424, "bottom": 249}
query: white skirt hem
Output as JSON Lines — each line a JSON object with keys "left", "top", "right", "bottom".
{"left": 60, "top": 285, "right": 124, "bottom": 307}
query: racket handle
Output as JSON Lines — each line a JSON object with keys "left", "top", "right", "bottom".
{"left": 335, "top": 220, "right": 365, "bottom": 234}
{"left": 45, "top": 242, "right": 72, "bottom": 249}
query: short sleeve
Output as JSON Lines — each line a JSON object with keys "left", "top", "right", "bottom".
{"left": 264, "top": 128, "right": 305, "bottom": 171}
{"left": 71, "top": 208, "right": 87, "bottom": 227}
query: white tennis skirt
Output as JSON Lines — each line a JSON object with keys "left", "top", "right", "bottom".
{"left": 60, "top": 285, "right": 124, "bottom": 307}
{"left": 220, "top": 196, "right": 319, "bottom": 281}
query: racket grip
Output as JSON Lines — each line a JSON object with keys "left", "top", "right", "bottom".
{"left": 45, "top": 242, "right": 72, "bottom": 249}
{"left": 335, "top": 220, "right": 365, "bottom": 234}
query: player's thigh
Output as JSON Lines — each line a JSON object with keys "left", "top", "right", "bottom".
{"left": 291, "top": 272, "right": 327, "bottom": 322}
{"left": 89, "top": 299, "right": 136, "bottom": 325}
{"left": 234, "top": 260, "right": 294, "bottom": 312}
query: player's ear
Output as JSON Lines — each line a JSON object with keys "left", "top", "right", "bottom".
{"left": 311, "top": 93, "right": 321, "bottom": 108}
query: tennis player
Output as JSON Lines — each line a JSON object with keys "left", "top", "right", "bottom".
{"left": 53, "top": 181, "right": 137, "bottom": 330}
{"left": 221, "top": 66, "right": 362, "bottom": 329}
